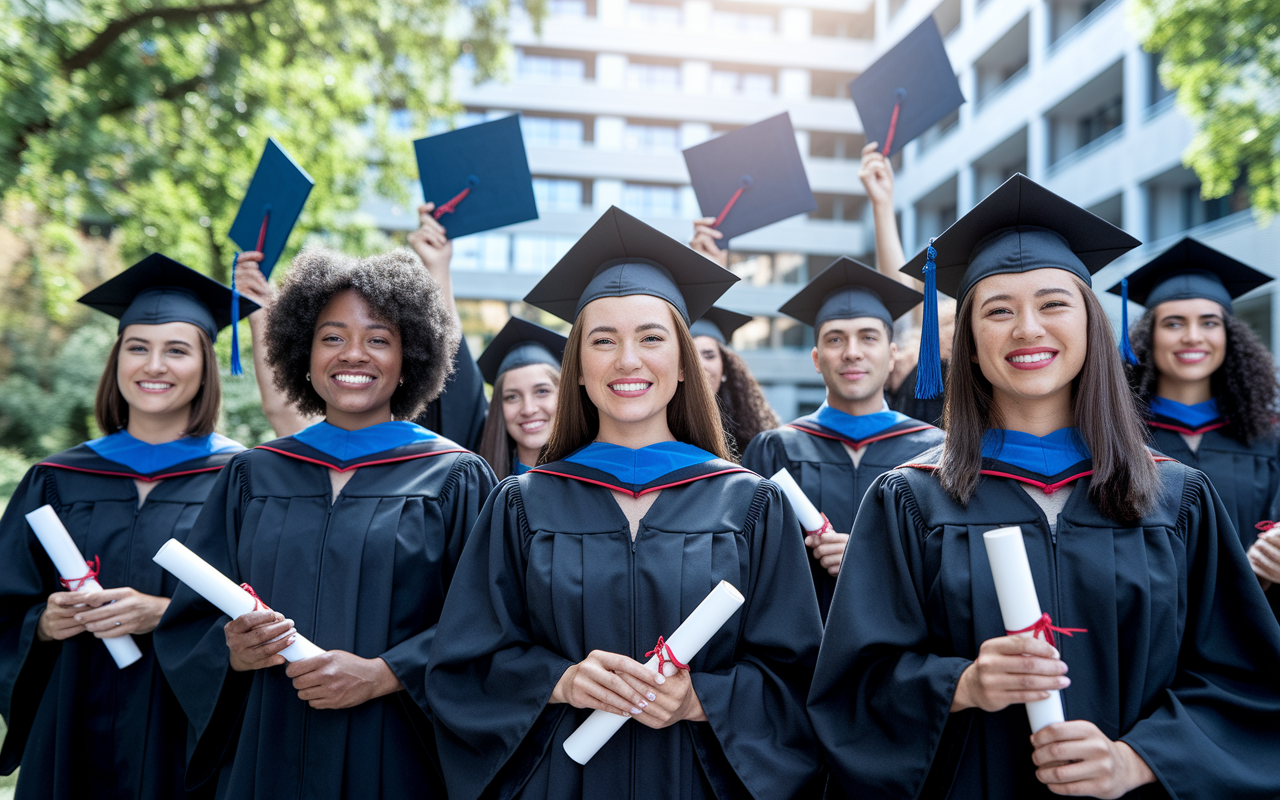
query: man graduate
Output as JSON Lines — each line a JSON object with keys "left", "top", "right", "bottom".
{"left": 741, "top": 258, "right": 942, "bottom": 620}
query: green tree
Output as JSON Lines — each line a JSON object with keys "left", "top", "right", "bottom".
{"left": 1134, "top": 0, "right": 1280, "bottom": 214}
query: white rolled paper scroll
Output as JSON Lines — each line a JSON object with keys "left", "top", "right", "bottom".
{"left": 982, "top": 526, "right": 1065, "bottom": 733}
{"left": 152, "top": 539, "right": 324, "bottom": 662}
{"left": 562, "top": 580, "right": 745, "bottom": 765}
{"left": 769, "top": 468, "right": 825, "bottom": 532}
{"left": 25, "top": 505, "right": 144, "bottom": 669}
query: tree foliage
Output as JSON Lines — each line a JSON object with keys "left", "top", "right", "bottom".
{"left": 1134, "top": 0, "right": 1280, "bottom": 215}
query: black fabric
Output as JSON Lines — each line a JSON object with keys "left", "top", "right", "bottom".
{"left": 153, "top": 439, "right": 495, "bottom": 799}
{"left": 0, "top": 446, "right": 238, "bottom": 799}
{"left": 886, "top": 362, "right": 947, "bottom": 427}
{"left": 1106, "top": 237, "right": 1270, "bottom": 311}
{"left": 808, "top": 451, "right": 1280, "bottom": 799}
{"left": 741, "top": 418, "right": 942, "bottom": 621}
{"left": 415, "top": 336, "right": 488, "bottom": 452}
{"left": 778, "top": 256, "right": 921, "bottom": 330}
{"left": 425, "top": 468, "right": 825, "bottom": 800}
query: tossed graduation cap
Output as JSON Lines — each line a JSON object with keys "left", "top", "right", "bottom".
{"left": 900, "top": 173, "right": 1140, "bottom": 398}
{"left": 690, "top": 307, "right": 754, "bottom": 345}
{"left": 78, "top": 253, "right": 259, "bottom": 344}
{"left": 848, "top": 16, "right": 965, "bottom": 157}
{"left": 682, "top": 112, "right": 817, "bottom": 242}
{"left": 229, "top": 138, "right": 314, "bottom": 279}
{"left": 476, "top": 317, "right": 568, "bottom": 386}
{"left": 414, "top": 114, "right": 539, "bottom": 240}
{"left": 779, "top": 257, "right": 923, "bottom": 333}
{"left": 1106, "top": 237, "right": 1272, "bottom": 364}
{"left": 524, "top": 206, "right": 739, "bottom": 325}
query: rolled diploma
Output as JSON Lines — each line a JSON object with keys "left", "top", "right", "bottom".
{"left": 562, "top": 580, "right": 745, "bottom": 765}
{"left": 982, "top": 526, "right": 1065, "bottom": 732}
{"left": 769, "top": 468, "right": 825, "bottom": 532}
{"left": 25, "top": 505, "right": 144, "bottom": 669}
{"left": 152, "top": 538, "right": 324, "bottom": 661}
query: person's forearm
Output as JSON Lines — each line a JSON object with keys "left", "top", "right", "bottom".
{"left": 422, "top": 259, "right": 458, "bottom": 323}
{"left": 871, "top": 202, "right": 923, "bottom": 325}
{"left": 249, "top": 312, "right": 315, "bottom": 437}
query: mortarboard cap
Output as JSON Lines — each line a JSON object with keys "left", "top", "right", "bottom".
{"left": 780, "top": 257, "right": 923, "bottom": 335}
{"left": 78, "top": 253, "right": 259, "bottom": 344}
{"left": 848, "top": 16, "right": 965, "bottom": 157}
{"left": 900, "top": 173, "right": 1140, "bottom": 398}
{"left": 682, "top": 112, "right": 817, "bottom": 242}
{"left": 414, "top": 114, "right": 539, "bottom": 239}
{"left": 229, "top": 138, "right": 314, "bottom": 279}
{"left": 1106, "top": 237, "right": 1271, "bottom": 364}
{"left": 689, "top": 307, "right": 754, "bottom": 345}
{"left": 524, "top": 207, "right": 739, "bottom": 325}
{"left": 477, "top": 317, "right": 568, "bottom": 386}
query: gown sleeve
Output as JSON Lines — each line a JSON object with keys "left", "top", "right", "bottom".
{"left": 806, "top": 470, "right": 971, "bottom": 800}
{"left": 1120, "top": 468, "right": 1280, "bottom": 799}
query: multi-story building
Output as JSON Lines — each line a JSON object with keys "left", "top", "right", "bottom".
{"left": 367, "top": 0, "right": 1279, "bottom": 421}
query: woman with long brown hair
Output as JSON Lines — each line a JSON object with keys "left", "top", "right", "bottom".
{"left": 425, "top": 208, "right": 824, "bottom": 799}
{"left": 689, "top": 306, "right": 779, "bottom": 455}
{"left": 475, "top": 317, "right": 566, "bottom": 479}
{"left": 808, "top": 176, "right": 1280, "bottom": 800}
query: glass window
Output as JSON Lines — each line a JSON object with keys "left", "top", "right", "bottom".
{"left": 533, "top": 178, "right": 584, "bottom": 213}
{"left": 709, "top": 70, "right": 773, "bottom": 97}
{"left": 549, "top": 0, "right": 588, "bottom": 16}
{"left": 622, "top": 183, "right": 680, "bottom": 218}
{"left": 710, "top": 10, "right": 774, "bottom": 33}
{"left": 628, "top": 2, "right": 682, "bottom": 27}
{"left": 513, "top": 235, "right": 577, "bottom": 273}
{"left": 627, "top": 62, "right": 680, "bottom": 92}
{"left": 452, "top": 234, "right": 511, "bottom": 272}
{"left": 623, "top": 123, "right": 678, "bottom": 152}
{"left": 516, "top": 51, "right": 586, "bottom": 84}
{"left": 521, "top": 116, "right": 584, "bottom": 148}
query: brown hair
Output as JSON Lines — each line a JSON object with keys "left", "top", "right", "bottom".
{"left": 478, "top": 363, "right": 561, "bottom": 480}
{"left": 715, "top": 343, "right": 779, "bottom": 455}
{"left": 541, "top": 300, "right": 732, "bottom": 464}
{"left": 94, "top": 330, "right": 222, "bottom": 437}
{"left": 938, "top": 278, "right": 1158, "bottom": 524}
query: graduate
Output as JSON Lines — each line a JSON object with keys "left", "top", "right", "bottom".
{"left": 0, "top": 254, "right": 254, "bottom": 799}
{"left": 1111, "top": 239, "right": 1280, "bottom": 618}
{"left": 807, "top": 175, "right": 1280, "bottom": 800}
{"left": 425, "top": 207, "right": 825, "bottom": 800}
{"left": 475, "top": 316, "right": 566, "bottom": 478}
{"left": 688, "top": 306, "right": 779, "bottom": 454}
{"left": 153, "top": 247, "right": 496, "bottom": 799}
{"left": 741, "top": 258, "right": 942, "bottom": 620}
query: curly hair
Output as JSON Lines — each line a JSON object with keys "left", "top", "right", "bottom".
{"left": 1127, "top": 308, "right": 1280, "bottom": 445}
{"left": 263, "top": 247, "right": 459, "bottom": 420}
{"left": 715, "top": 343, "right": 779, "bottom": 454}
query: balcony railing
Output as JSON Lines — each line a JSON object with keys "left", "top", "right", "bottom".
{"left": 1045, "top": 123, "right": 1125, "bottom": 176}
{"left": 1046, "top": 0, "right": 1123, "bottom": 57}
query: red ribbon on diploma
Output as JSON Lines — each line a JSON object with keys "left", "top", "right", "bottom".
{"left": 645, "top": 636, "right": 689, "bottom": 675}
{"left": 240, "top": 583, "right": 271, "bottom": 612}
{"left": 804, "top": 513, "right": 834, "bottom": 538}
{"left": 1006, "top": 612, "right": 1087, "bottom": 648}
{"left": 59, "top": 555, "right": 100, "bottom": 591}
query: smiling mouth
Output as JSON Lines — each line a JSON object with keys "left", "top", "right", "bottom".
{"left": 1006, "top": 350, "right": 1057, "bottom": 370}
{"left": 519, "top": 420, "right": 547, "bottom": 433}
{"left": 137, "top": 381, "right": 174, "bottom": 392}
{"left": 332, "top": 373, "right": 375, "bottom": 387}
{"left": 1175, "top": 351, "right": 1209, "bottom": 363}
{"left": 609, "top": 381, "right": 652, "bottom": 396}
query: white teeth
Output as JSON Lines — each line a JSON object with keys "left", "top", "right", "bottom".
{"left": 611, "top": 382, "right": 651, "bottom": 392}
{"left": 334, "top": 374, "right": 374, "bottom": 385}
{"left": 520, "top": 421, "right": 546, "bottom": 432}
{"left": 1176, "top": 352, "right": 1207, "bottom": 362}
{"left": 1008, "top": 352, "right": 1054, "bottom": 364}
{"left": 138, "top": 382, "right": 172, "bottom": 390}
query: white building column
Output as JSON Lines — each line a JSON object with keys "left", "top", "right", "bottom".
{"left": 595, "top": 116, "right": 625, "bottom": 150}
{"left": 594, "top": 179, "right": 624, "bottom": 212}
{"left": 957, "top": 162, "right": 976, "bottom": 215}
{"left": 598, "top": 0, "right": 625, "bottom": 27}
{"left": 596, "top": 53, "right": 626, "bottom": 90}
{"left": 1027, "top": 114, "right": 1048, "bottom": 180}
{"left": 682, "top": 61, "right": 710, "bottom": 95}
{"left": 1122, "top": 181, "right": 1149, "bottom": 242}
{"left": 779, "top": 6, "right": 811, "bottom": 41}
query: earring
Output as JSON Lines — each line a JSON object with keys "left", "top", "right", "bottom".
{"left": 721, "top": 374, "right": 727, "bottom": 383}
{"left": 306, "top": 372, "right": 311, "bottom": 382}
{"left": 399, "top": 377, "right": 404, "bottom": 386}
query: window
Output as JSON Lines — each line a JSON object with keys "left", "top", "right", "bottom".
{"left": 533, "top": 178, "right": 584, "bottom": 213}
{"left": 710, "top": 10, "right": 774, "bottom": 33}
{"left": 452, "top": 234, "right": 511, "bottom": 272}
{"left": 1147, "top": 52, "right": 1174, "bottom": 107}
{"left": 513, "top": 235, "right": 576, "bottom": 273}
{"left": 521, "top": 116, "right": 584, "bottom": 148}
{"left": 624, "top": 123, "right": 678, "bottom": 152}
{"left": 628, "top": 2, "right": 681, "bottom": 27}
{"left": 517, "top": 52, "right": 586, "bottom": 84}
{"left": 622, "top": 183, "right": 680, "bottom": 218}
{"left": 549, "top": 0, "right": 588, "bottom": 17}
{"left": 709, "top": 70, "right": 774, "bottom": 97}
{"left": 627, "top": 62, "right": 680, "bottom": 92}
{"left": 1077, "top": 96, "right": 1122, "bottom": 148}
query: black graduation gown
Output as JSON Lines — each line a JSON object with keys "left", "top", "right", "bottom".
{"left": 425, "top": 459, "right": 826, "bottom": 800}
{"left": 808, "top": 449, "right": 1280, "bottom": 800}
{"left": 885, "top": 360, "right": 948, "bottom": 427}
{"left": 0, "top": 444, "right": 239, "bottom": 800}
{"left": 740, "top": 417, "right": 943, "bottom": 620}
{"left": 415, "top": 336, "right": 488, "bottom": 452}
{"left": 153, "top": 435, "right": 495, "bottom": 799}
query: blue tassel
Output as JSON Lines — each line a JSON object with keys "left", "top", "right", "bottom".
{"left": 914, "top": 239, "right": 944, "bottom": 399}
{"left": 230, "top": 252, "right": 243, "bottom": 376}
{"left": 1119, "top": 278, "right": 1138, "bottom": 366}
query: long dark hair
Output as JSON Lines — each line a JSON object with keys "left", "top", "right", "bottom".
{"left": 1126, "top": 308, "right": 1280, "bottom": 445}
{"left": 715, "top": 343, "right": 779, "bottom": 455}
{"left": 542, "top": 300, "right": 731, "bottom": 464}
{"left": 477, "top": 363, "right": 561, "bottom": 479}
{"left": 938, "top": 278, "right": 1159, "bottom": 524}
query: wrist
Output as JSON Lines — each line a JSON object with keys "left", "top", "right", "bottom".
{"left": 550, "top": 663, "right": 576, "bottom": 705}
{"left": 372, "top": 657, "right": 403, "bottom": 698}
{"left": 950, "top": 665, "right": 975, "bottom": 712}
{"left": 35, "top": 610, "right": 52, "bottom": 642}
{"left": 1116, "top": 741, "right": 1156, "bottom": 790}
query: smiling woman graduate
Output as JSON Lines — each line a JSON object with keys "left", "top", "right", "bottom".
{"left": 425, "top": 207, "right": 825, "bottom": 800}
{"left": 153, "top": 247, "right": 495, "bottom": 799}
{"left": 475, "top": 317, "right": 567, "bottom": 479}
{"left": 807, "top": 176, "right": 1280, "bottom": 800}
{"left": 0, "top": 254, "right": 253, "bottom": 800}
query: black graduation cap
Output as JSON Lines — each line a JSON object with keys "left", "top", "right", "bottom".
{"left": 228, "top": 138, "right": 314, "bottom": 279}
{"left": 689, "top": 307, "right": 754, "bottom": 345}
{"left": 413, "top": 114, "right": 539, "bottom": 239}
{"left": 78, "top": 253, "right": 259, "bottom": 344}
{"left": 476, "top": 317, "right": 568, "bottom": 386}
{"left": 779, "top": 257, "right": 923, "bottom": 334}
{"left": 899, "top": 173, "right": 1140, "bottom": 398}
{"left": 848, "top": 16, "right": 965, "bottom": 157}
{"left": 524, "top": 206, "right": 739, "bottom": 325}
{"left": 682, "top": 112, "right": 817, "bottom": 242}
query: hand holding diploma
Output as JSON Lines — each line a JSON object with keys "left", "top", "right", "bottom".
{"left": 769, "top": 469, "right": 848, "bottom": 575}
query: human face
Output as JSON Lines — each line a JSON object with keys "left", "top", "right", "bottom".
{"left": 1151, "top": 298, "right": 1227, "bottom": 394}
{"left": 117, "top": 322, "right": 205, "bottom": 425}
{"left": 811, "top": 317, "right": 897, "bottom": 415}
{"left": 309, "top": 289, "right": 403, "bottom": 430}
{"left": 501, "top": 364, "right": 559, "bottom": 460}
{"left": 970, "top": 269, "right": 1088, "bottom": 427}
{"left": 694, "top": 335, "right": 724, "bottom": 389}
{"left": 578, "top": 295, "right": 683, "bottom": 446}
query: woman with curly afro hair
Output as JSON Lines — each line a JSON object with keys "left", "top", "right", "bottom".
{"left": 1115, "top": 237, "right": 1280, "bottom": 617}
{"left": 155, "top": 247, "right": 497, "bottom": 800}
{"left": 688, "top": 306, "right": 780, "bottom": 457}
